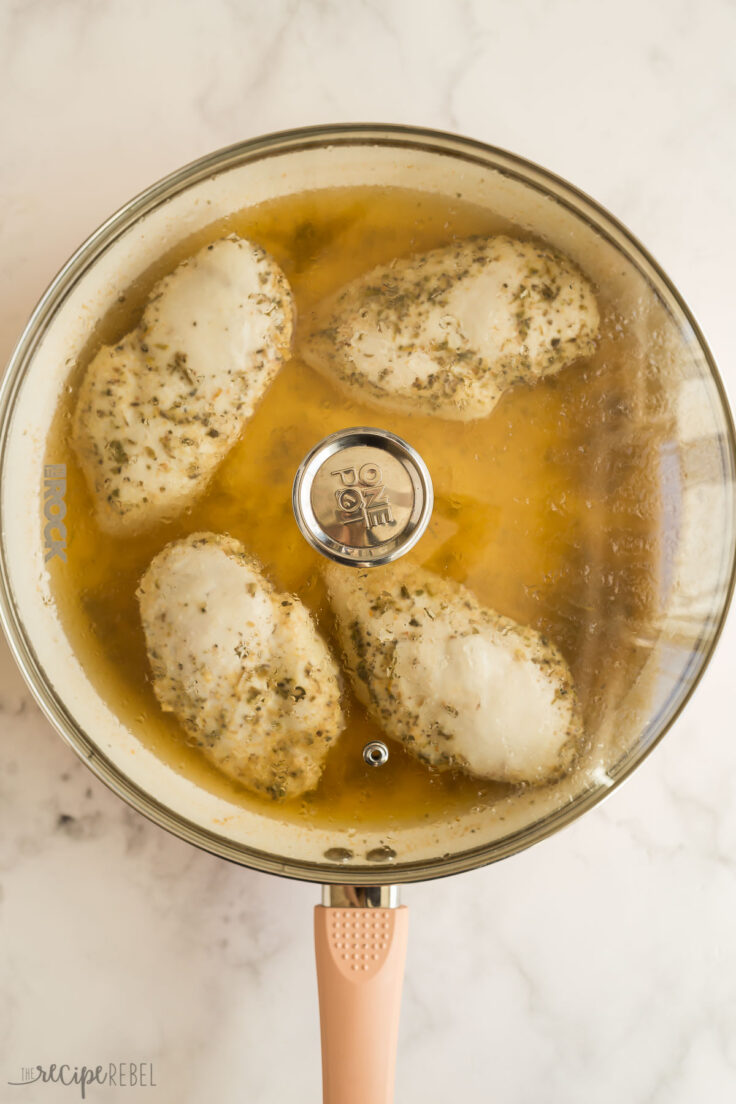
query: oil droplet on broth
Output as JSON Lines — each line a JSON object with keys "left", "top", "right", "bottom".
{"left": 44, "top": 185, "right": 663, "bottom": 833}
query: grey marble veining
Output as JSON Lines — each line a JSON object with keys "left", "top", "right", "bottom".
{"left": 1, "top": 0, "right": 736, "bottom": 1100}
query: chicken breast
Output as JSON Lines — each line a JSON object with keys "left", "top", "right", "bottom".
{"left": 302, "top": 235, "right": 599, "bottom": 421}
{"left": 137, "top": 533, "right": 343, "bottom": 799}
{"left": 325, "top": 561, "right": 581, "bottom": 785}
{"left": 73, "top": 236, "right": 294, "bottom": 535}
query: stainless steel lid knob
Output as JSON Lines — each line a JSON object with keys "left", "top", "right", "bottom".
{"left": 292, "top": 427, "right": 433, "bottom": 567}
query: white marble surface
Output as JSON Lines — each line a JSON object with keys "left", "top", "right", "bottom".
{"left": 1, "top": 1, "right": 736, "bottom": 1101}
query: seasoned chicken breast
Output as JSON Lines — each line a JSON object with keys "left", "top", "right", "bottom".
{"left": 325, "top": 561, "right": 581, "bottom": 785}
{"left": 302, "top": 235, "right": 599, "bottom": 421}
{"left": 137, "top": 533, "right": 343, "bottom": 799}
{"left": 73, "top": 236, "right": 294, "bottom": 535}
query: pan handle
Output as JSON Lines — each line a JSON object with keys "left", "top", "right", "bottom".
{"left": 314, "top": 886, "right": 408, "bottom": 1104}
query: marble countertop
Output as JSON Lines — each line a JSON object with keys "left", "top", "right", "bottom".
{"left": 1, "top": 1, "right": 735, "bottom": 1101}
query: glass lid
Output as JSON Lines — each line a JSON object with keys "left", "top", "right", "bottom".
{"left": 0, "top": 126, "right": 734, "bottom": 884}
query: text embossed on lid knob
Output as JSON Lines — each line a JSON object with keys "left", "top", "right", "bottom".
{"left": 292, "top": 427, "right": 433, "bottom": 566}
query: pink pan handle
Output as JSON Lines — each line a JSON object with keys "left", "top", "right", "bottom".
{"left": 314, "top": 902, "right": 409, "bottom": 1104}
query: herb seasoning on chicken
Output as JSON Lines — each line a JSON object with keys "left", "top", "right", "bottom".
{"left": 302, "top": 235, "right": 599, "bottom": 421}
{"left": 137, "top": 533, "right": 344, "bottom": 799}
{"left": 73, "top": 236, "right": 294, "bottom": 534}
{"left": 326, "top": 561, "right": 582, "bottom": 785}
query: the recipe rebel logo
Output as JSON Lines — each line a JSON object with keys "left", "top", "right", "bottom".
{"left": 7, "top": 1062, "right": 157, "bottom": 1098}
{"left": 43, "top": 463, "right": 68, "bottom": 562}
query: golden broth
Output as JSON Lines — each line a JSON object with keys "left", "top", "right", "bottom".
{"left": 45, "top": 185, "right": 662, "bottom": 832}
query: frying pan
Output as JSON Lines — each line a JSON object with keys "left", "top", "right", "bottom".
{"left": 1, "top": 125, "right": 734, "bottom": 1104}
